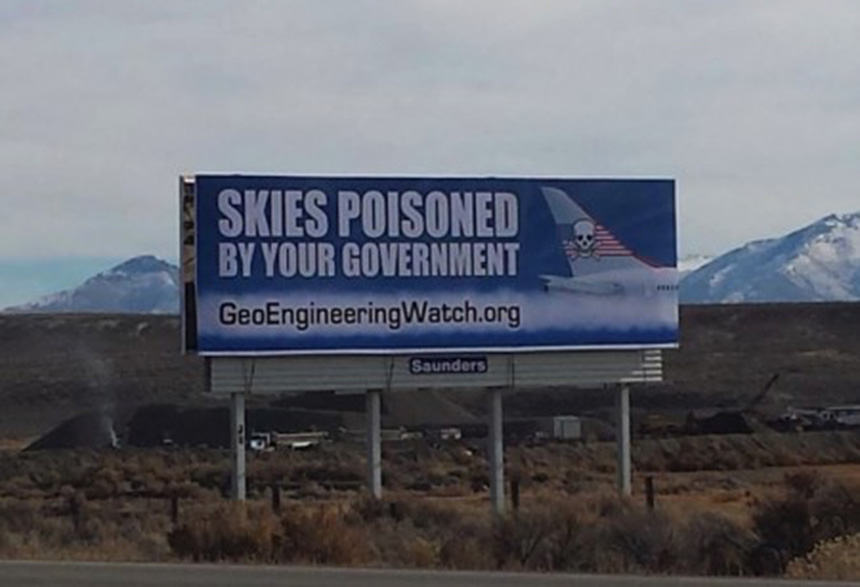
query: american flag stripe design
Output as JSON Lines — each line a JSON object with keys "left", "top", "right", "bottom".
{"left": 594, "top": 224, "right": 632, "bottom": 255}
{"left": 563, "top": 223, "right": 632, "bottom": 258}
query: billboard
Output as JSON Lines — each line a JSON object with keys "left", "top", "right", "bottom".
{"left": 187, "top": 175, "right": 677, "bottom": 355}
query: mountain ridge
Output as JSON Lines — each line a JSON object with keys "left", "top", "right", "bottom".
{"left": 3, "top": 255, "right": 179, "bottom": 314}
{"left": 681, "top": 211, "right": 860, "bottom": 303}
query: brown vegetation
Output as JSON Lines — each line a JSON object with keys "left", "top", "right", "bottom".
{"left": 0, "top": 443, "right": 857, "bottom": 578}
{"left": 785, "top": 533, "right": 860, "bottom": 580}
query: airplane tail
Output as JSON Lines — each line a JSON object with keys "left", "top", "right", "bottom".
{"left": 541, "top": 187, "right": 637, "bottom": 276}
{"left": 542, "top": 186, "right": 592, "bottom": 225}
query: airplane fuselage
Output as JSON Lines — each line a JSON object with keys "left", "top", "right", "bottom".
{"left": 539, "top": 268, "right": 678, "bottom": 298}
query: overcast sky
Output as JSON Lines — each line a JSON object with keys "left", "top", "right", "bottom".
{"left": 1, "top": 1, "right": 859, "bottom": 305}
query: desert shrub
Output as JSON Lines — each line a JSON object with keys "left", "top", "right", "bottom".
{"left": 292, "top": 463, "right": 363, "bottom": 484}
{"left": 394, "top": 499, "right": 462, "bottom": 530}
{"left": 594, "top": 508, "right": 678, "bottom": 574}
{"left": 483, "top": 495, "right": 687, "bottom": 574}
{"left": 25, "top": 469, "right": 61, "bottom": 494}
{"left": 437, "top": 516, "right": 493, "bottom": 570}
{"left": 597, "top": 493, "right": 635, "bottom": 517}
{"left": 532, "top": 501, "right": 590, "bottom": 571}
{"left": 278, "top": 504, "right": 370, "bottom": 565}
{"left": 168, "top": 501, "right": 370, "bottom": 565}
{"left": 811, "top": 479, "right": 860, "bottom": 537}
{"left": 0, "top": 495, "right": 172, "bottom": 561}
{"left": 785, "top": 533, "right": 860, "bottom": 581}
{"left": 0, "top": 498, "right": 41, "bottom": 534}
{"left": 751, "top": 496, "right": 813, "bottom": 573}
{"left": 351, "top": 494, "right": 390, "bottom": 523}
{"left": 84, "top": 469, "right": 123, "bottom": 500}
{"left": 188, "top": 463, "right": 229, "bottom": 492}
{"left": 168, "top": 502, "right": 278, "bottom": 561}
{"left": 360, "top": 516, "right": 441, "bottom": 568}
{"left": 750, "top": 471, "right": 860, "bottom": 574}
{"left": 678, "top": 512, "right": 756, "bottom": 576}
{"left": 493, "top": 508, "right": 555, "bottom": 569}
{"left": 351, "top": 495, "right": 493, "bottom": 569}
{"left": 469, "top": 471, "right": 490, "bottom": 492}
{"left": 531, "top": 472, "right": 550, "bottom": 484}
{"left": 353, "top": 495, "right": 463, "bottom": 531}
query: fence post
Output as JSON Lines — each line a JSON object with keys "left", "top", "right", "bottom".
{"left": 645, "top": 476, "right": 655, "bottom": 510}
{"left": 271, "top": 482, "right": 281, "bottom": 513}
{"left": 171, "top": 494, "right": 180, "bottom": 524}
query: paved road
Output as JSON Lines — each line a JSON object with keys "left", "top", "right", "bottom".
{"left": 0, "top": 561, "right": 853, "bottom": 587}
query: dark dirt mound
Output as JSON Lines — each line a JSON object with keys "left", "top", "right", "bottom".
{"left": 273, "top": 389, "right": 479, "bottom": 428}
{"left": 27, "top": 404, "right": 351, "bottom": 450}
{"left": 382, "top": 390, "right": 479, "bottom": 427}
{"left": 124, "top": 405, "right": 348, "bottom": 448}
{"left": 25, "top": 410, "right": 119, "bottom": 450}
{"left": 0, "top": 314, "right": 205, "bottom": 437}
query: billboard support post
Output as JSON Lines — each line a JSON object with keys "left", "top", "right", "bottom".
{"left": 616, "top": 385, "right": 632, "bottom": 497}
{"left": 230, "top": 392, "right": 247, "bottom": 501}
{"left": 366, "top": 389, "right": 382, "bottom": 499}
{"left": 488, "top": 388, "right": 505, "bottom": 515}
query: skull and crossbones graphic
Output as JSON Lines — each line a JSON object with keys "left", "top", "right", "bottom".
{"left": 565, "top": 219, "right": 599, "bottom": 259}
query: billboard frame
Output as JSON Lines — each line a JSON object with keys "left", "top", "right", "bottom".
{"left": 185, "top": 174, "right": 678, "bottom": 357}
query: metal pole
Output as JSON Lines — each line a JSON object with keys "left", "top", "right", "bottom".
{"left": 616, "top": 385, "right": 632, "bottom": 497}
{"left": 230, "top": 392, "right": 246, "bottom": 501}
{"left": 366, "top": 389, "right": 382, "bottom": 499}
{"left": 488, "top": 388, "right": 505, "bottom": 515}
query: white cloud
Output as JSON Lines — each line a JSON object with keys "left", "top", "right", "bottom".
{"left": 1, "top": 0, "right": 859, "bottom": 263}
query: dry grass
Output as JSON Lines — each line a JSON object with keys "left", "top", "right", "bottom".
{"left": 785, "top": 533, "right": 860, "bottom": 581}
{"left": 0, "top": 442, "right": 858, "bottom": 577}
{"left": 0, "top": 495, "right": 171, "bottom": 561}
{"left": 746, "top": 470, "right": 860, "bottom": 574}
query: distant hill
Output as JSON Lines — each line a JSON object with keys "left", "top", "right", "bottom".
{"left": 682, "top": 212, "right": 860, "bottom": 303}
{"left": 3, "top": 255, "right": 179, "bottom": 314}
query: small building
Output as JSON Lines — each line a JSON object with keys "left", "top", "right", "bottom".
{"left": 536, "top": 415, "right": 583, "bottom": 440}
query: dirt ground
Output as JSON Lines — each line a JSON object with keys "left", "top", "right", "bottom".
{"left": 2, "top": 302, "right": 860, "bottom": 438}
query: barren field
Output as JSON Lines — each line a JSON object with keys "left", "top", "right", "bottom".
{"left": 0, "top": 303, "right": 859, "bottom": 578}
{"left": 0, "top": 440, "right": 858, "bottom": 578}
{"left": 2, "top": 303, "right": 860, "bottom": 439}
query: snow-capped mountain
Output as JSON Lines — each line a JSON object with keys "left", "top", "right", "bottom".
{"left": 681, "top": 212, "right": 860, "bottom": 303}
{"left": 4, "top": 255, "right": 179, "bottom": 314}
{"left": 678, "top": 254, "right": 716, "bottom": 277}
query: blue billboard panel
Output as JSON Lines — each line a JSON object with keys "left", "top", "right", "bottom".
{"left": 192, "top": 175, "right": 678, "bottom": 355}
